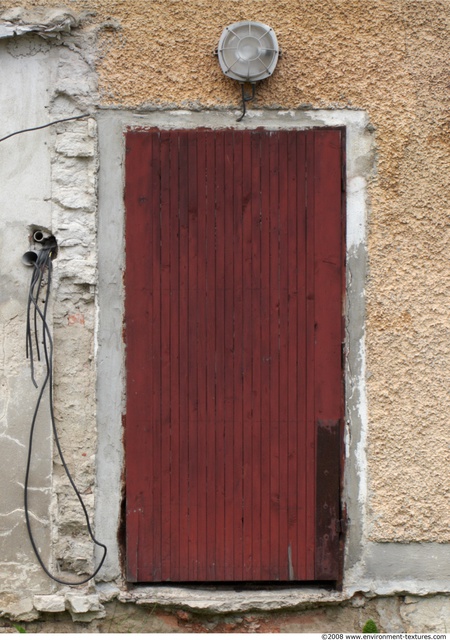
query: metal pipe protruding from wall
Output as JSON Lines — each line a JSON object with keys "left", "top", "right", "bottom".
{"left": 22, "top": 251, "right": 39, "bottom": 267}
{"left": 33, "top": 230, "right": 45, "bottom": 243}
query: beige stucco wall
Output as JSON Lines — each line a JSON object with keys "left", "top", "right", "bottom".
{"left": 1, "top": 0, "right": 449, "bottom": 549}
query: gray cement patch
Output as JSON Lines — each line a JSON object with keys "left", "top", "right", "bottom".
{"left": 352, "top": 542, "right": 450, "bottom": 596}
{"left": 0, "top": 39, "right": 58, "bottom": 594}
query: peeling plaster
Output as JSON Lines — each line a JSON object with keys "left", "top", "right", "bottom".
{"left": 0, "top": 7, "right": 80, "bottom": 39}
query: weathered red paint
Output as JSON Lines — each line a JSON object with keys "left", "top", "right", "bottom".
{"left": 124, "top": 128, "right": 345, "bottom": 582}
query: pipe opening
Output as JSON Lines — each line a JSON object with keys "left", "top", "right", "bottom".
{"left": 22, "top": 251, "right": 39, "bottom": 267}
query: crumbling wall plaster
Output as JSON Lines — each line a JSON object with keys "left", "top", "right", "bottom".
{"left": 0, "top": 24, "right": 99, "bottom": 618}
{"left": 48, "top": 45, "right": 99, "bottom": 579}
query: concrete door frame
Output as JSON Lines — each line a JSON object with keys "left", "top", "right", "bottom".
{"left": 95, "top": 108, "right": 371, "bottom": 597}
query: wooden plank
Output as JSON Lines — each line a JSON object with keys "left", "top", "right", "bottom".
{"left": 259, "top": 131, "right": 271, "bottom": 580}
{"left": 205, "top": 130, "right": 216, "bottom": 580}
{"left": 168, "top": 130, "right": 181, "bottom": 581}
{"left": 315, "top": 419, "right": 341, "bottom": 579}
{"left": 250, "top": 131, "right": 262, "bottom": 580}
{"left": 124, "top": 131, "right": 154, "bottom": 581}
{"left": 313, "top": 129, "right": 343, "bottom": 423}
{"left": 196, "top": 130, "right": 208, "bottom": 580}
{"left": 150, "top": 130, "right": 162, "bottom": 581}
{"left": 269, "top": 131, "right": 280, "bottom": 579}
{"left": 187, "top": 130, "right": 199, "bottom": 580}
{"left": 296, "top": 131, "right": 308, "bottom": 579}
{"left": 286, "top": 130, "right": 299, "bottom": 580}
{"left": 178, "top": 130, "right": 190, "bottom": 579}
{"left": 223, "top": 129, "right": 235, "bottom": 580}
{"left": 313, "top": 129, "right": 344, "bottom": 580}
{"left": 241, "top": 129, "right": 253, "bottom": 580}
{"left": 278, "top": 130, "right": 289, "bottom": 580}
{"left": 214, "top": 130, "right": 226, "bottom": 579}
{"left": 305, "top": 129, "right": 316, "bottom": 579}
{"left": 160, "top": 130, "right": 172, "bottom": 580}
{"left": 143, "top": 131, "right": 157, "bottom": 581}
{"left": 232, "top": 131, "right": 244, "bottom": 582}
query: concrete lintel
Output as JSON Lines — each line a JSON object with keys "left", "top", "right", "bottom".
{"left": 98, "top": 105, "right": 369, "bottom": 132}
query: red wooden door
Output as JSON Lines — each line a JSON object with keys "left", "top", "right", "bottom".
{"left": 124, "top": 128, "right": 344, "bottom": 582}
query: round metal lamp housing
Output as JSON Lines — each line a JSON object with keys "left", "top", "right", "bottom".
{"left": 218, "top": 21, "right": 279, "bottom": 83}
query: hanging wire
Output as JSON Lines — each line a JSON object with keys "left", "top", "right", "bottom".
{"left": 25, "top": 241, "right": 107, "bottom": 585}
{"left": 236, "top": 83, "right": 256, "bottom": 122}
{"left": 0, "top": 114, "right": 90, "bottom": 144}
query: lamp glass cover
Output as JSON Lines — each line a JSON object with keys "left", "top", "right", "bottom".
{"left": 218, "top": 21, "right": 279, "bottom": 82}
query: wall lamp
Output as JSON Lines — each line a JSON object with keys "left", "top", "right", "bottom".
{"left": 217, "top": 21, "right": 280, "bottom": 121}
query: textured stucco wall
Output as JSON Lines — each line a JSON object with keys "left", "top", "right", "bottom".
{"left": 1, "top": 0, "right": 450, "bottom": 623}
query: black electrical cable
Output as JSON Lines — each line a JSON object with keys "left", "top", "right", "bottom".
{"left": 0, "top": 114, "right": 90, "bottom": 144}
{"left": 26, "top": 250, "right": 47, "bottom": 387}
{"left": 26, "top": 257, "right": 40, "bottom": 388}
{"left": 25, "top": 244, "right": 107, "bottom": 585}
{"left": 236, "top": 83, "right": 256, "bottom": 122}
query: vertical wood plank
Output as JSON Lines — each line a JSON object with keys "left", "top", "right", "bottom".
{"left": 305, "top": 129, "right": 316, "bottom": 579}
{"left": 139, "top": 134, "right": 160, "bottom": 579}
{"left": 313, "top": 129, "right": 344, "bottom": 423}
{"left": 205, "top": 131, "right": 216, "bottom": 580}
{"left": 187, "top": 130, "right": 199, "bottom": 580}
{"left": 315, "top": 420, "right": 341, "bottom": 579}
{"left": 214, "top": 131, "right": 226, "bottom": 579}
{"left": 296, "top": 131, "right": 308, "bottom": 579}
{"left": 232, "top": 131, "right": 244, "bottom": 582}
{"left": 124, "top": 131, "right": 154, "bottom": 582}
{"left": 160, "top": 130, "right": 172, "bottom": 579}
{"left": 286, "top": 130, "right": 299, "bottom": 580}
{"left": 313, "top": 129, "right": 344, "bottom": 580}
{"left": 223, "top": 129, "right": 235, "bottom": 580}
{"left": 250, "top": 131, "right": 262, "bottom": 580}
{"left": 149, "top": 130, "right": 162, "bottom": 580}
{"left": 178, "top": 130, "right": 189, "bottom": 579}
{"left": 278, "top": 130, "right": 290, "bottom": 580}
{"left": 196, "top": 130, "right": 208, "bottom": 579}
{"left": 259, "top": 131, "right": 271, "bottom": 581}
{"left": 241, "top": 129, "right": 253, "bottom": 581}
{"left": 168, "top": 130, "right": 181, "bottom": 581}
{"left": 269, "top": 131, "right": 280, "bottom": 579}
